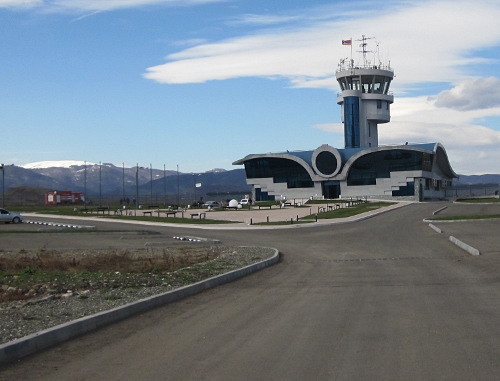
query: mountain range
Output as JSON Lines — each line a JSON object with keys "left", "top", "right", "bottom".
{"left": 1, "top": 162, "right": 250, "bottom": 204}
{"left": 1, "top": 161, "right": 498, "bottom": 204}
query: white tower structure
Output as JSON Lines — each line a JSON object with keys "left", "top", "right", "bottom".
{"left": 336, "top": 36, "right": 394, "bottom": 149}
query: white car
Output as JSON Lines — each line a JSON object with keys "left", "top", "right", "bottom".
{"left": 0, "top": 208, "right": 23, "bottom": 224}
{"left": 203, "top": 201, "right": 220, "bottom": 208}
{"left": 239, "top": 199, "right": 250, "bottom": 205}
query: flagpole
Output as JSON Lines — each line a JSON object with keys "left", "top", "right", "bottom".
{"left": 350, "top": 36, "right": 353, "bottom": 67}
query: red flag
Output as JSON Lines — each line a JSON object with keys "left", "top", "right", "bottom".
{"left": 342, "top": 39, "right": 352, "bottom": 45}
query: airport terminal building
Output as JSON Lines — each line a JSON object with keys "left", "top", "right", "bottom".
{"left": 234, "top": 41, "right": 457, "bottom": 201}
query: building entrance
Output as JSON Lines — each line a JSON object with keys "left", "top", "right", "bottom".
{"left": 322, "top": 181, "right": 340, "bottom": 199}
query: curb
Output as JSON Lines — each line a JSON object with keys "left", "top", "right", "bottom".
{"left": 428, "top": 223, "right": 442, "bottom": 234}
{"left": 432, "top": 206, "right": 447, "bottom": 215}
{"left": 449, "top": 236, "right": 480, "bottom": 256}
{"left": 0, "top": 247, "right": 279, "bottom": 366}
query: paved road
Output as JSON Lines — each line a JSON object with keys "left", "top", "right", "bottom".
{"left": 1, "top": 203, "right": 499, "bottom": 380}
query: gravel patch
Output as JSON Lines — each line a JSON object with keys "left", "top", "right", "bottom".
{"left": 0, "top": 246, "right": 274, "bottom": 345}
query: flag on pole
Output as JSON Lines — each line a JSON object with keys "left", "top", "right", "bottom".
{"left": 342, "top": 39, "right": 352, "bottom": 45}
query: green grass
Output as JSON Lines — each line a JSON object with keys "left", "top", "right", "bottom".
{"left": 455, "top": 198, "right": 500, "bottom": 203}
{"left": 305, "top": 199, "right": 353, "bottom": 205}
{"left": 103, "top": 215, "right": 238, "bottom": 224}
{"left": 0, "top": 230, "right": 123, "bottom": 234}
{"left": 252, "top": 220, "right": 315, "bottom": 226}
{"left": 430, "top": 214, "right": 500, "bottom": 221}
{"left": 302, "top": 202, "right": 395, "bottom": 220}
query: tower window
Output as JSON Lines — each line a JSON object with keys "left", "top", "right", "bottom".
{"left": 377, "top": 100, "right": 382, "bottom": 109}
{"left": 386, "top": 101, "right": 389, "bottom": 110}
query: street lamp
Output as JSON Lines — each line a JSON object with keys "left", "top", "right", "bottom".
{"left": 0, "top": 164, "right": 4, "bottom": 208}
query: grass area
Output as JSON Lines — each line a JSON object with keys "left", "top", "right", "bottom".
{"left": 0, "top": 230, "right": 124, "bottom": 234}
{"left": 0, "top": 246, "right": 252, "bottom": 303}
{"left": 302, "top": 202, "right": 395, "bottom": 220}
{"left": 305, "top": 199, "right": 354, "bottom": 205}
{"left": 104, "top": 215, "right": 237, "bottom": 224}
{"left": 430, "top": 214, "right": 500, "bottom": 221}
{"left": 455, "top": 198, "right": 500, "bottom": 203}
{"left": 252, "top": 220, "right": 315, "bottom": 226}
{"left": 11, "top": 205, "right": 239, "bottom": 224}
{"left": 254, "top": 200, "right": 280, "bottom": 207}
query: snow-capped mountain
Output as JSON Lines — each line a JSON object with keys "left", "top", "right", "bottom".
{"left": 21, "top": 160, "right": 96, "bottom": 169}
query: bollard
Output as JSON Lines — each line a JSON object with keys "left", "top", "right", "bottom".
{"left": 296, "top": 215, "right": 299, "bottom": 221}
{"left": 290, "top": 218, "right": 293, "bottom": 224}
{"left": 315, "top": 214, "right": 318, "bottom": 222}
{"left": 250, "top": 218, "right": 252, "bottom": 225}
{"left": 267, "top": 216, "right": 269, "bottom": 223}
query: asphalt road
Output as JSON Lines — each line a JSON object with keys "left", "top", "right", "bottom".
{"left": 1, "top": 203, "right": 499, "bottom": 380}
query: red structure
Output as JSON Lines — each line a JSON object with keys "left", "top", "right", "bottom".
{"left": 45, "top": 190, "right": 85, "bottom": 205}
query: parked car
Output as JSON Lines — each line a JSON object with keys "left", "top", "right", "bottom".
{"left": 239, "top": 199, "right": 250, "bottom": 205}
{"left": 0, "top": 208, "right": 23, "bottom": 224}
{"left": 202, "top": 201, "right": 220, "bottom": 208}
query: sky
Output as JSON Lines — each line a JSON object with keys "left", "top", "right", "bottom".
{"left": 1, "top": 0, "right": 500, "bottom": 175}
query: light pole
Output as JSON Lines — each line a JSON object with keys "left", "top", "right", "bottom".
{"left": 176, "top": 164, "right": 180, "bottom": 207}
{"left": 0, "top": 164, "right": 4, "bottom": 208}
{"left": 99, "top": 161, "right": 102, "bottom": 207}
{"left": 84, "top": 161, "right": 87, "bottom": 208}
{"left": 135, "top": 163, "right": 139, "bottom": 210}
{"left": 150, "top": 163, "right": 153, "bottom": 205}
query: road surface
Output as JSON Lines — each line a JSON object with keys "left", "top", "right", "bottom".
{"left": 1, "top": 202, "right": 499, "bottom": 380}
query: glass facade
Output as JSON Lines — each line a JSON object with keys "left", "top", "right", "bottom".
{"left": 244, "top": 158, "right": 314, "bottom": 188}
{"left": 347, "top": 150, "right": 431, "bottom": 186}
{"left": 338, "top": 75, "right": 392, "bottom": 94}
{"left": 344, "top": 96, "right": 360, "bottom": 148}
{"left": 316, "top": 151, "right": 338, "bottom": 175}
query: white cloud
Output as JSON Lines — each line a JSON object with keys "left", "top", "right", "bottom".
{"left": 0, "top": 0, "right": 224, "bottom": 11}
{"left": 433, "top": 77, "right": 500, "bottom": 111}
{"left": 0, "top": 0, "right": 41, "bottom": 7}
{"left": 144, "top": 0, "right": 500, "bottom": 88}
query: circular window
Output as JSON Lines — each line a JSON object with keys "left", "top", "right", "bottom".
{"left": 316, "top": 151, "right": 337, "bottom": 176}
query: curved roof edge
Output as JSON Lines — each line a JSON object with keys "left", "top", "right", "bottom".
{"left": 233, "top": 152, "right": 317, "bottom": 180}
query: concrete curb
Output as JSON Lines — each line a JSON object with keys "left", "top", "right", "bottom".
{"left": 432, "top": 206, "right": 447, "bottom": 215}
{"left": 0, "top": 247, "right": 279, "bottom": 366}
{"left": 449, "top": 236, "right": 480, "bottom": 256}
{"left": 423, "top": 217, "right": 500, "bottom": 223}
{"left": 428, "top": 223, "right": 442, "bottom": 234}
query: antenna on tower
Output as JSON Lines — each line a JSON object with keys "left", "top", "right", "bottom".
{"left": 356, "top": 35, "right": 374, "bottom": 67}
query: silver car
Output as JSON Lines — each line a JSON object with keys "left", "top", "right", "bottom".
{"left": 0, "top": 208, "right": 23, "bottom": 224}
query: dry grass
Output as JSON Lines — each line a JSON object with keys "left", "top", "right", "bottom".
{"left": 0, "top": 247, "right": 219, "bottom": 275}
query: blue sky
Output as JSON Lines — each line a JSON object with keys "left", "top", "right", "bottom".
{"left": 1, "top": 0, "right": 500, "bottom": 174}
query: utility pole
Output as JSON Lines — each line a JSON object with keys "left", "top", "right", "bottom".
{"left": 135, "top": 163, "right": 139, "bottom": 210}
{"left": 84, "top": 161, "right": 87, "bottom": 208}
{"left": 0, "top": 164, "right": 4, "bottom": 208}
{"left": 150, "top": 163, "right": 153, "bottom": 205}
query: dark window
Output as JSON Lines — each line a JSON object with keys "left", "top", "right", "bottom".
{"left": 386, "top": 101, "right": 389, "bottom": 110}
{"left": 344, "top": 96, "right": 360, "bottom": 148}
{"left": 377, "top": 100, "right": 382, "bottom": 109}
{"left": 347, "top": 149, "right": 429, "bottom": 186}
{"left": 244, "top": 158, "right": 314, "bottom": 188}
{"left": 316, "top": 151, "right": 338, "bottom": 176}
{"left": 392, "top": 182, "right": 415, "bottom": 196}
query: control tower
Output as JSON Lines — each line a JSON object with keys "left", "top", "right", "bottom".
{"left": 336, "top": 36, "right": 394, "bottom": 148}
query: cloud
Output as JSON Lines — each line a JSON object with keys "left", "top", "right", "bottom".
{"left": 0, "top": 0, "right": 224, "bottom": 11}
{"left": 0, "top": 0, "right": 41, "bottom": 7}
{"left": 229, "top": 13, "right": 303, "bottom": 26}
{"left": 433, "top": 77, "right": 500, "bottom": 111}
{"left": 144, "top": 0, "right": 500, "bottom": 88}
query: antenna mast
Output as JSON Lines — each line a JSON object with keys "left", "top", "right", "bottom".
{"left": 356, "top": 35, "right": 374, "bottom": 67}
